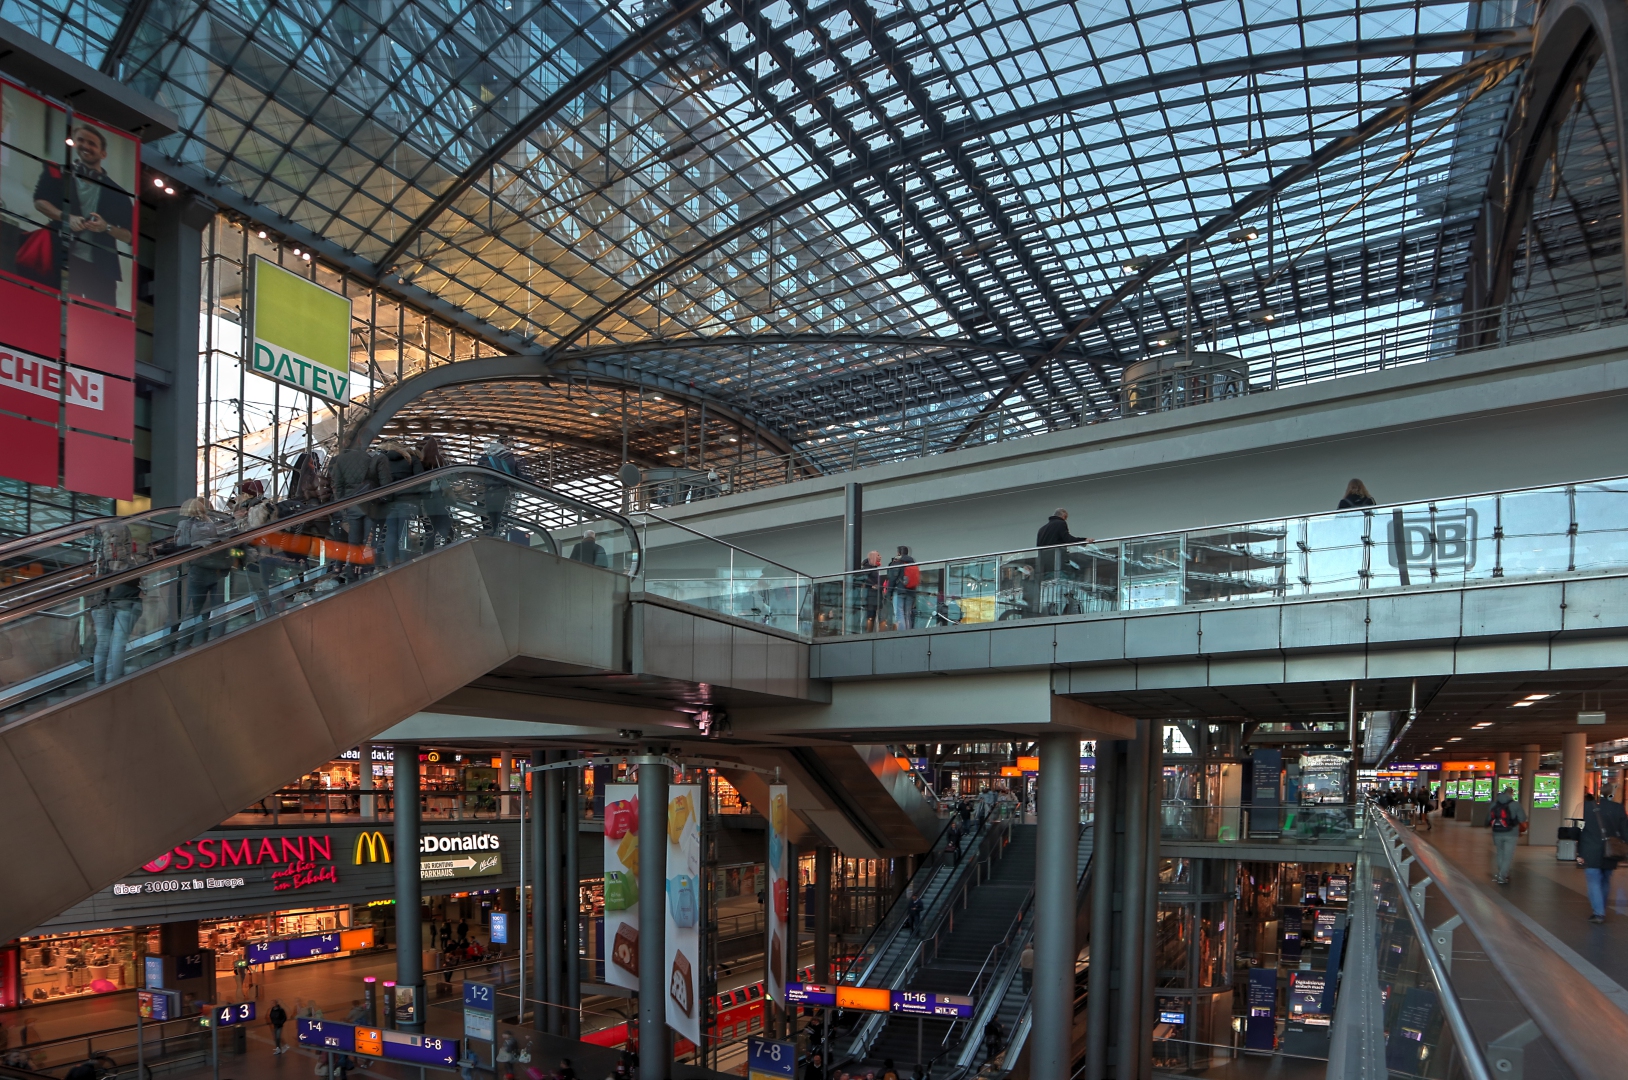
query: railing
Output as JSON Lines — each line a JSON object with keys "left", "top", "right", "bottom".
{"left": 1358, "top": 806, "right": 1628, "bottom": 1080}
{"left": 838, "top": 815, "right": 965, "bottom": 988}
{"left": 630, "top": 290, "right": 1628, "bottom": 509}
{"left": 805, "top": 473, "right": 1628, "bottom": 638}
{"left": 1159, "top": 803, "right": 1361, "bottom": 844}
{"left": 632, "top": 509, "right": 811, "bottom": 635}
{"left": 0, "top": 466, "right": 640, "bottom": 725}
{"left": 0, "top": 503, "right": 183, "bottom": 609}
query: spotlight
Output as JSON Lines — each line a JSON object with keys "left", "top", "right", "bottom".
{"left": 1227, "top": 227, "right": 1259, "bottom": 244}
{"left": 1250, "top": 308, "right": 1276, "bottom": 324}
{"left": 302, "top": 252, "right": 311, "bottom": 262}
{"left": 257, "top": 230, "right": 267, "bottom": 239}
{"left": 1122, "top": 255, "right": 1151, "bottom": 274}
{"left": 164, "top": 187, "right": 175, "bottom": 195}
{"left": 589, "top": 409, "right": 603, "bottom": 417}
{"left": 292, "top": 247, "right": 301, "bottom": 255}
{"left": 65, "top": 137, "right": 74, "bottom": 147}
{"left": 650, "top": 392, "right": 664, "bottom": 401}
{"left": 153, "top": 177, "right": 167, "bottom": 189}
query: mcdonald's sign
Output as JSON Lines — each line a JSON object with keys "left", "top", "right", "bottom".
{"left": 353, "top": 831, "right": 392, "bottom": 865}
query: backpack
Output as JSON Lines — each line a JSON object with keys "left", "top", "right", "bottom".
{"left": 1489, "top": 802, "right": 1514, "bottom": 830}
{"left": 904, "top": 563, "right": 920, "bottom": 589}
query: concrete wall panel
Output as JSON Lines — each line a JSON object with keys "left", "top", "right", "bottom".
{"left": 929, "top": 628, "right": 991, "bottom": 671}
{"left": 1366, "top": 647, "right": 1455, "bottom": 679}
{"left": 1200, "top": 606, "right": 1281, "bottom": 655}
{"left": 817, "top": 640, "right": 873, "bottom": 679}
{"left": 874, "top": 634, "right": 931, "bottom": 675}
{"left": 1455, "top": 641, "right": 1553, "bottom": 673}
{"left": 1561, "top": 578, "right": 1628, "bottom": 632}
{"left": 989, "top": 624, "right": 1057, "bottom": 669}
{"left": 1125, "top": 612, "right": 1199, "bottom": 658}
{"left": 1282, "top": 600, "right": 1367, "bottom": 649}
{"left": 1055, "top": 619, "right": 1125, "bottom": 664}
{"left": 1462, "top": 582, "right": 1564, "bottom": 637}
{"left": 1368, "top": 591, "right": 1460, "bottom": 644}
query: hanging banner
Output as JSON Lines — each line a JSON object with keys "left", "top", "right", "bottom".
{"left": 664, "top": 784, "right": 701, "bottom": 1048}
{"left": 248, "top": 255, "right": 354, "bottom": 401}
{"left": 765, "top": 784, "right": 789, "bottom": 1004}
{"left": 602, "top": 784, "right": 640, "bottom": 991}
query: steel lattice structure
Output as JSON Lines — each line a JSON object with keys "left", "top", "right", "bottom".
{"left": 13, "top": 0, "right": 1622, "bottom": 494}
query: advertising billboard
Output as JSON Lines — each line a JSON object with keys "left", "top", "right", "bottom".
{"left": 0, "top": 75, "right": 137, "bottom": 497}
{"left": 765, "top": 783, "right": 789, "bottom": 1004}
{"left": 248, "top": 255, "right": 353, "bottom": 401}
{"left": 602, "top": 783, "right": 640, "bottom": 992}
{"left": 665, "top": 784, "right": 701, "bottom": 1048}
{"left": 1533, "top": 774, "right": 1560, "bottom": 809}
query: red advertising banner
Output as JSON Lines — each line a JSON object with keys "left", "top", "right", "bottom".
{"left": 0, "top": 74, "right": 138, "bottom": 499}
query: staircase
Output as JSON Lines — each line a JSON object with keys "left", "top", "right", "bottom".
{"left": 861, "top": 825, "right": 1039, "bottom": 1072}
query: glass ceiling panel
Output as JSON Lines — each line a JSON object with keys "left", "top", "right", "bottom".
{"left": 2, "top": 0, "right": 1549, "bottom": 463}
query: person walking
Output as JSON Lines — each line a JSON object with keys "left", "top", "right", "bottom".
{"left": 858, "top": 550, "right": 884, "bottom": 632}
{"left": 1337, "top": 479, "right": 1376, "bottom": 509}
{"left": 268, "top": 1000, "right": 288, "bottom": 1055}
{"left": 419, "top": 437, "right": 455, "bottom": 548}
{"left": 886, "top": 546, "right": 918, "bottom": 631}
{"left": 1578, "top": 789, "right": 1628, "bottom": 923}
{"left": 906, "top": 891, "right": 923, "bottom": 935}
{"left": 1035, "top": 509, "right": 1088, "bottom": 602}
{"left": 90, "top": 521, "right": 142, "bottom": 684}
{"left": 175, "top": 498, "right": 226, "bottom": 649}
{"left": 1487, "top": 786, "right": 1527, "bottom": 884}
{"left": 1019, "top": 944, "right": 1035, "bottom": 993}
{"left": 1416, "top": 785, "right": 1434, "bottom": 832}
{"left": 479, "top": 439, "right": 522, "bottom": 534}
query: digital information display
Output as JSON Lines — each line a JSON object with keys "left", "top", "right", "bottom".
{"left": 249, "top": 929, "right": 375, "bottom": 965}
{"left": 1326, "top": 875, "right": 1349, "bottom": 902}
{"left": 1534, "top": 774, "right": 1560, "bottom": 809}
{"left": 296, "top": 1019, "right": 458, "bottom": 1067}
{"left": 786, "top": 984, "right": 972, "bottom": 1017}
{"left": 1474, "top": 778, "right": 1493, "bottom": 800}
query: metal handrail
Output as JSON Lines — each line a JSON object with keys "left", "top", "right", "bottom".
{"left": 1368, "top": 810, "right": 1494, "bottom": 1080}
{"left": 0, "top": 466, "right": 641, "bottom": 629}
{"left": 838, "top": 814, "right": 960, "bottom": 986}
{"left": 631, "top": 508, "right": 811, "bottom": 579}
{"left": 1375, "top": 808, "right": 1628, "bottom": 1080}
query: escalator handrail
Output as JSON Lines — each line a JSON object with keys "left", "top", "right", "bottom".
{"left": 0, "top": 505, "right": 183, "bottom": 596}
{"left": 844, "top": 810, "right": 1005, "bottom": 987}
{"left": 838, "top": 813, "right": 958, "bottom": 985}
{"left": 0, "top": 466, "right": 640, "bottom": 629}
{"left": 952, "top": 823, "right": 1092, "bottom": 1069}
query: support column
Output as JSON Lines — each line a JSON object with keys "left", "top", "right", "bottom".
{"left": 147, "top": 195, "right": 213, "bottom": 505}
{"left": 1562, "top": 732, "right": 1588, "bottom": 824}
{"left": 393, "top": 744, "right": 423, "bottom": 1032}
{"left": 1086, "top": 738, "right": 1121, "bottom": 1080}
{"left": 565, "top": 754, "right": 581, "bottom": 1039}
{"left": 786, "top": 842, "right": 801, "bottom": 992}
{"left": 1032, "top": 733, "right": 1080, "bottom": 1079}
{"left": 1495, "top": 751, "right": 1511, "bottom": 781}
{"left": 530, "top": 750, "right": 546, "bottom": 1031}
{"left": 1114, "top": 723, "right": 1151, "bottom": 1080}
{"left": 544, "top": 755, "right": 563, "bottom": 1034}
{"left": 359, "top": 743, "right": 375, "bottom": 819}
{"left": 1519, "top": 745, "right": 1541, "bottom": 843}
{"left": 638, "top": 758, "right": 670, "bottom": 1080}
{"left": 813, "top": 847, "right": 832, "bottom": 983}
{"left": 500, "top": 751, "right": 513, "bottom": 818}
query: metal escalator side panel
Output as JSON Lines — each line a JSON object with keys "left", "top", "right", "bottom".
{"left": 0, "top": 538, "right": 627, "bottom": 943}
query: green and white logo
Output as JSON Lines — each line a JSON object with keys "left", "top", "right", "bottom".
{"left": 248, "top": 255, "right": 353, "bottom": 402}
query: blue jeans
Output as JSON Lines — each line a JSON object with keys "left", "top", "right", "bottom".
{"left": 91, "top": 600, "right": 138, "bottom": 684}
{"left": 1587, "top": 866, "right": 1614, "bottom": 917}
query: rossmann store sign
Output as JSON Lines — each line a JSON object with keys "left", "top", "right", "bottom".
{"left": 30, "top": 824, "right": 524, "bottom": 935}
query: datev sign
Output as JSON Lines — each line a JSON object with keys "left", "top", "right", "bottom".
{"left": 248, "top": 255, "right": 353, "bottom": 402}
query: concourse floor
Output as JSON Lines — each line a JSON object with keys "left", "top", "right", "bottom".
{"left": 1406, "top": 815, "right": 1628, "bottom": 1010}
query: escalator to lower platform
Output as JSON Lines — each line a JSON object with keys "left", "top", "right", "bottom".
{"left": 0, "top": 467, "right": 637, "bottom": 944}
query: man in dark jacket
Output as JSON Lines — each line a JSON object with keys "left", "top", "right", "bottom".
{"left": 1579, "top": 790, "right": 1628, "bottom": 922}
{"left": 1036, "top": 509, "right": 1089, "bottom": 590}
{"left": 329, "top": 445, "right": 387, "bottom": 576}
{"left": 569, "top": 531, "right": 607, "bottom": 566}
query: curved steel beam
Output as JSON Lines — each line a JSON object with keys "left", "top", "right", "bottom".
{"left": 1461, "top": 0, "right": 1628, "bottom": 344}
{"left": 945, "top": 54, "right": 1522, "bottom": 449}
{"left": 382, "top": 417, "right": 667, "bottom": 470}
{"left": 543, "top": 29, "right": 1531, "bottom": 358}
{"left": 342, "top": 354, "right": 799, "bottom": 457}
{"left": 373, "top": 0, "right": 713, "bottom": 277}
{"left": 558, "top": 332, "right": 1071, "bottom": 360}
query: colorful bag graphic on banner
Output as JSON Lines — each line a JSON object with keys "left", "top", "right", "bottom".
{"left": 602, "top": 783, "right": 640, "bottom": 991}
{"left": 765, "top": 783, "right": 789, "bottom": 1004}
{"left": 664, "top": 785, "right": 701, "bottom": 1048}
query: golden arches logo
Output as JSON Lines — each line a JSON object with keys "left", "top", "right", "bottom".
{"left": 353, "top": 831, "right": 391, "bottom": 865}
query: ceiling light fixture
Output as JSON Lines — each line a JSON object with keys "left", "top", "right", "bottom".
{"left": 302, "top": 252, "right": 311, "bottom": 262}
{"left": 1122, "top": 256, "right": 1152, "bottom": 274}
{"left": 164, "top": 187, "right": 175, "bottom": 195}
{"left": 257, "top": 230, "right": 268, "bottom": 239}
{"left": 153, "top": 177, "right": 166, "bottom": 189}
{"left": 1512, "top": 692, "right": 1553, "bottom": 708}
{"left": 1447, "top": 736, "right": 1462, "bottom": 742}
{"left": 1471, "top": 722, "right": 1494, "bottom": 729}
{"left": 1250, "top": 308, "right": 1276, "bottom": 324}
{"left": 1227, "top": 226, "right": 1259, "bottom": 244}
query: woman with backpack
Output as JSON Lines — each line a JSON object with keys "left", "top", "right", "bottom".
{"left": 887, "top": 546, "right": 919, "bottom": 631}
{"left": 419, "top": 438, "right": 455, "bottom": 548}
{"left": 90, "top": 522, "right": 142, "bottom": 685}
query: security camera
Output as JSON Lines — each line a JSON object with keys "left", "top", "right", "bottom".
{"left": 617, "top": 729, "right": 643, "bottom": 740}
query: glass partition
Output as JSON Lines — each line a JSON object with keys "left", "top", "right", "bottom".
{"left": 0, "top": 467, "right": 637, "bottom": 725}
{"left": 632, "top": 512, "right": 810, "bottom": 635}
{"left": 807, "top": 477, "right": 1628, "bottom": 637}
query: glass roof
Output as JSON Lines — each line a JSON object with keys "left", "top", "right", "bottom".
{"left": 7, "top": 0, "right": 1542, "bottom": 470}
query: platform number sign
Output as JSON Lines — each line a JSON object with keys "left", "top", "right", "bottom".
{"left": 464, "top": 982, "right": 495, "bottom": 1012}
{"left": 208, "top": 1002, "right": 255, "bottom": 1026}
{"left": 748, "top": 1038, "right": 796, "bottom": 1080}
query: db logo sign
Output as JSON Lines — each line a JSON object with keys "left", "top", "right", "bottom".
{"left": 1386, "top": 509, "right": 1477, "bottom": 576}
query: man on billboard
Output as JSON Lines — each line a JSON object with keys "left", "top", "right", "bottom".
{"left": 32, "top": 123, "right": 134, "bottom": 307}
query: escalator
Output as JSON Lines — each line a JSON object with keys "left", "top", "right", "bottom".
{"left": 0, "top": 503, "right": 182, "bottom": 612}
{"left": 0, "top": 466, "right": 639, "bottom": 943}
{"left": 834, "top": 811, "right": 1017, "bottom": 1065}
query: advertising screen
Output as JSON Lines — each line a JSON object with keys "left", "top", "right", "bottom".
{"left": 1534, "top": 775, "right": 1560, "bottom": 809}
{"left": 1474, "top": 778, "right": 1493, "bottom": 800}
